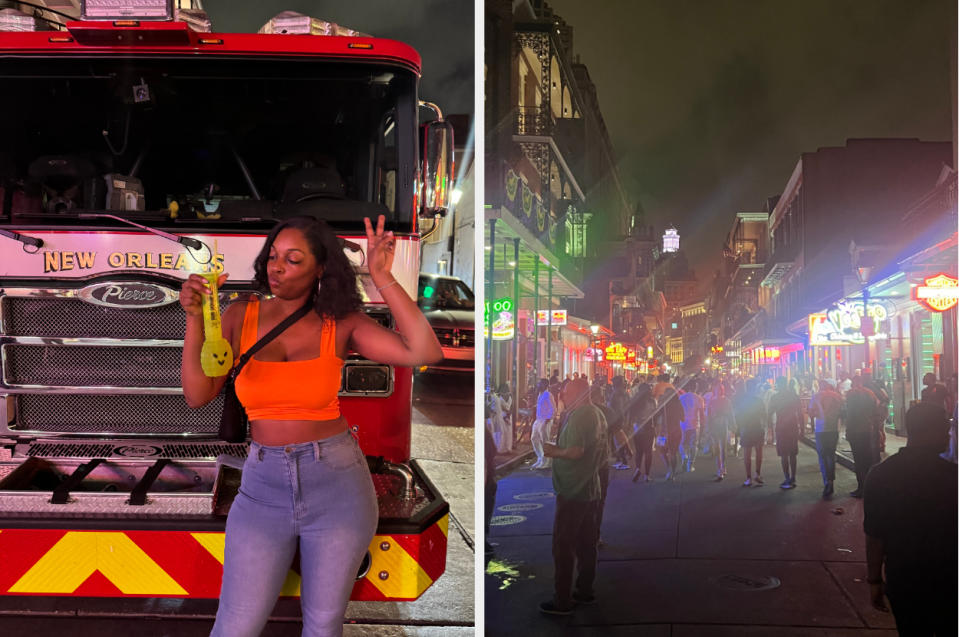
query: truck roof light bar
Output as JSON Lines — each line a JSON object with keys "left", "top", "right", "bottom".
{"left": 66, "top": 20, "right": 192, "bottom": 46}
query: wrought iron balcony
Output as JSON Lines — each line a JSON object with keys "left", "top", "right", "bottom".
{"left": 515, "top": 105, "right": 554, "bottom": 136}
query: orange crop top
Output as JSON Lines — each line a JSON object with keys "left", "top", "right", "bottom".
{"left": 234, "top": 297, "right": 343, "bottom": 421}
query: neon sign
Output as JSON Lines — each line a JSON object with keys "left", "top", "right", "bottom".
{"left": 483, "top": 297, "right": 514, "bottom": 340}
{"left": 915, "top": 273, "right": 958, "bottom": 312}
{"left": 809, "top": 301, "right": 888, "bottom": 346}
{"left": 606, "top": 342, "right": 627, "bottom": 361}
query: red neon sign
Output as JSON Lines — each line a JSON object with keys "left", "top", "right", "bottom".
{"left": 915, "top": 273, "right": 959, "bottom": 312}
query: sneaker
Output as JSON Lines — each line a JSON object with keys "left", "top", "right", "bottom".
{"left": 849, "top": 489, "right": 863, "bottom": 498}
{"left": 788, "top": 477, "right": 796, "bottom": 486}
{"left": 539, "top": 600, "right": 574, "bottom": 615}
{"left": 612, "top": 462, "right": 630, "bottom": 470}
{"left": 572, "top": 592, "right": 597, "bottom": 605}
{"left": 714, "top": 474, "right": 724, "bottom": 482}
{"left": 754, "top": 475, "right": 764, "bottom": 485}
{"left": 742, "top": 478, "right": 752, "bottom": 487}
{"left": 643, "top": 474, "right": 651, "bottom": 482}
{"left": 780, "top": 479, "right": 793, "bottom": 489}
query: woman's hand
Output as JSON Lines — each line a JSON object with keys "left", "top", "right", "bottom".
{"left": 180, "top": 272, "right": 229, "bottom": 317}
{"left": 364, "top": 215, "right": 395, "bottom": 285}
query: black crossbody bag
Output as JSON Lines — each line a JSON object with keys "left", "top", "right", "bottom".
{"left": 218, "top": 299, "right": 314, "bottom": 443}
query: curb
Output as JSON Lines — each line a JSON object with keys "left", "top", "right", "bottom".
{"left": 494, "top": 450, "right": 536, "bottom": 478}
{"left": 799, "top": 434, "right": 856, "bottom": 471}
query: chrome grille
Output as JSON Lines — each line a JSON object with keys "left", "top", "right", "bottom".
{"left": 14, "top": 394, "right": 222, "bottom": 434}
{"left": 2, "top": 296, "right": 189, "bottom": 339}
{"left": 4, "top": 344, "right": 181, "bottom": 387}
{"left": 25, "top": 441, "right": 248, "bottom": 459}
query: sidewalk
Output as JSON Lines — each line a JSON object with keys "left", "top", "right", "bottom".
{"left": 485, "top": 440, "right": 899, "bottom": 635}
{"left": 800, "top": 426, "right": 908, "bottom": 471}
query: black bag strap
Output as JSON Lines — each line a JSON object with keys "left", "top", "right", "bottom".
{"left": 229, "top": 298, "right": 314, "bottom": 380}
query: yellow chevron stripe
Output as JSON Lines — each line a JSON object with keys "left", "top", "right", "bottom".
{"left": 366, "top": 534, "right": 433, "bottom": 599}
{"left": 9, "top": 532, "right": 186, "bottom": 595}
{"left": 191, "top": 532, "right": 302, "bottom": 596}
{"left": 437, "top": 514, "right": 449, "bottom": 538}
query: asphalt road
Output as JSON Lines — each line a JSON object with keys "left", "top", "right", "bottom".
{"left": 0, "top": 372, "right": 476, "bottom": 636}
{"left": 485, "top": 441, "right": 899, "bottom": 636}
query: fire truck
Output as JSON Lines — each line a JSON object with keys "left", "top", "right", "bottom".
{"left": 0, "top": 2, "right": 453, "bottom": 604}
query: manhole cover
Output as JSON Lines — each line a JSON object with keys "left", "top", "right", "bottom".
{"left": 514, "top": 491, "right": 555, "bottom": 500}
{"left": 498, "top": 503, "right": 544, "bottom": 512}
{"left": 490, "top": 515, "right": 527, "bottom": 526}
{"left": 712, "top": 574, "right": 781, "bottom": 591}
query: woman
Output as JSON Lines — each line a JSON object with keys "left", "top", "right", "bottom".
{"left": 489, "top": 382, "right": 513, "bottom": 453}
{"left": 180, "top": 215, "right": 441, "bottom": 637}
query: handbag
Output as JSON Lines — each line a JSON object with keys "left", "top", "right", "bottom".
{"left": 217, "top": 298, "right": 314, "bottom": 442}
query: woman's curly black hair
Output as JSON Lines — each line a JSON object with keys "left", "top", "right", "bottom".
{"left": 252, "top": 216, "right": 363, "bottom": 320}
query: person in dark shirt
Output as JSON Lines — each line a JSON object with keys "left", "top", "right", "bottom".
{"left": 630, "top": 383, "right": 657, "bottom": 483}
{"left": 736, "top": 379, "right": 767, "bottom": 487}
{"left": 863, "top": 401, "right": 957, "bottom": 635}
{"left": 845, "top": 376, "right": 881, "bottom": 498}
{"left": 768, "top": 376, "right": 803, "bottom": 489}
{"left": 921, "top": 373, "right": 954, "bottom": 414}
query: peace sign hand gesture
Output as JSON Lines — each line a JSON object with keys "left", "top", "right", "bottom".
{"left": 364, "top": 214, "right": 395, "bottom": 286}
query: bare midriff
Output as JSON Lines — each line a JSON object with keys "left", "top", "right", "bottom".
{"left": 250, "top": 415, "right": 350, "bottom": 446}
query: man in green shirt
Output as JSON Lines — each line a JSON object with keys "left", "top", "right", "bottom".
{"left": 540, "top": 377, "right": 608, "bottom": 615}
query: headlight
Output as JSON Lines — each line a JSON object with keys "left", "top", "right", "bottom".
{"left": 342, "top": 364, "right": 392, "bottom": 394}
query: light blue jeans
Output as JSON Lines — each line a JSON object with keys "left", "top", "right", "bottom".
{"left": 211, "top": 430, "right": 378, "bottom": 637}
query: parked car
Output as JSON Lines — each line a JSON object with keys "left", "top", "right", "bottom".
{"left": 417, "top": 273, "right": 475, "bottom": 373}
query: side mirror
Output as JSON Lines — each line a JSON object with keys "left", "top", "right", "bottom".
{"left": 420, "top": 120, "right": 454, "bottom": 217}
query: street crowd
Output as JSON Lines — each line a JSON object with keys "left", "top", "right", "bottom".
{"left": 485, "top": 368, "right": 957, "bottom": 635}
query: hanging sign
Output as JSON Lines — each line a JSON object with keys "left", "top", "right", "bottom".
{"left": 808, "top": 301, "right": 888, "bottom": 346}
{"left": 584, "top": 347, "right": 603, "bottom": 362}
{"left": 536, "top": 309, "right": 568, "bottom": 326}
{"left": 483, "top": 297, "right": 514, "bottom": 340}
{"left": 915, "top": 273, "right": 959, "bottom": 312}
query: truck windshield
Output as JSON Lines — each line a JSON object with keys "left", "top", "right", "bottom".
{"left": 0, "top": 56, "right": 417, "bottom": 232}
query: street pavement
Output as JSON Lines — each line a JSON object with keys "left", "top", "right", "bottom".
{"left": 485, "top": 440, "right": 899, "bottom": 636}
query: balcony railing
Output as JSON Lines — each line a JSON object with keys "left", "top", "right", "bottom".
{"left": 515, "top": 105, "right": 554, "bottom": 136}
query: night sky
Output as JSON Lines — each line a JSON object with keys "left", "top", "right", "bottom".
{"left": 201, "top": 0, "right": 474, "bottom": 117}
{"left": 548, "top": 0, "right": 956, "bottom": 282}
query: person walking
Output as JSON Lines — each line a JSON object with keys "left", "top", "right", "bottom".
{"left": 658, "top": 387, "right": 685, "bottom": 480}
{"left": 736, "top": 379, "right": 767, "bottom": 486}
{"left": 679, "top": 379, "right": 705, "bottom": 473}
{"left": 630, "top": 383, "right": 657, "bottom": 483}
{"left": 540, "top": 378, "right": 608, "bottom": 615}
{"left": 530, "top": 378, "right": 556, "bottom": 470}
{"left": 769, "top": 376, "right": 803, "bottom": 489}
{"left": 809, "top": 378, "right": 843, "bottom": 497}
{"left": 607, "top": 376, "right": 631, "bottom": 470}
{"left": 705, "top": 383, "right": 735, "bottom": 481}
{"left": 845, "top": 376, "right": 882, "bottom": 498}
{"left": 863, "top": 402, "right": 957, "bottom": 635}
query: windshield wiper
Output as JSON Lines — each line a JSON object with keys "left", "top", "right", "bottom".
{"left": 0, "top": 228, "right": 44, "bottom": 252}
{"left": 78, "top": 213, "right": 211, "bottom": 264}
